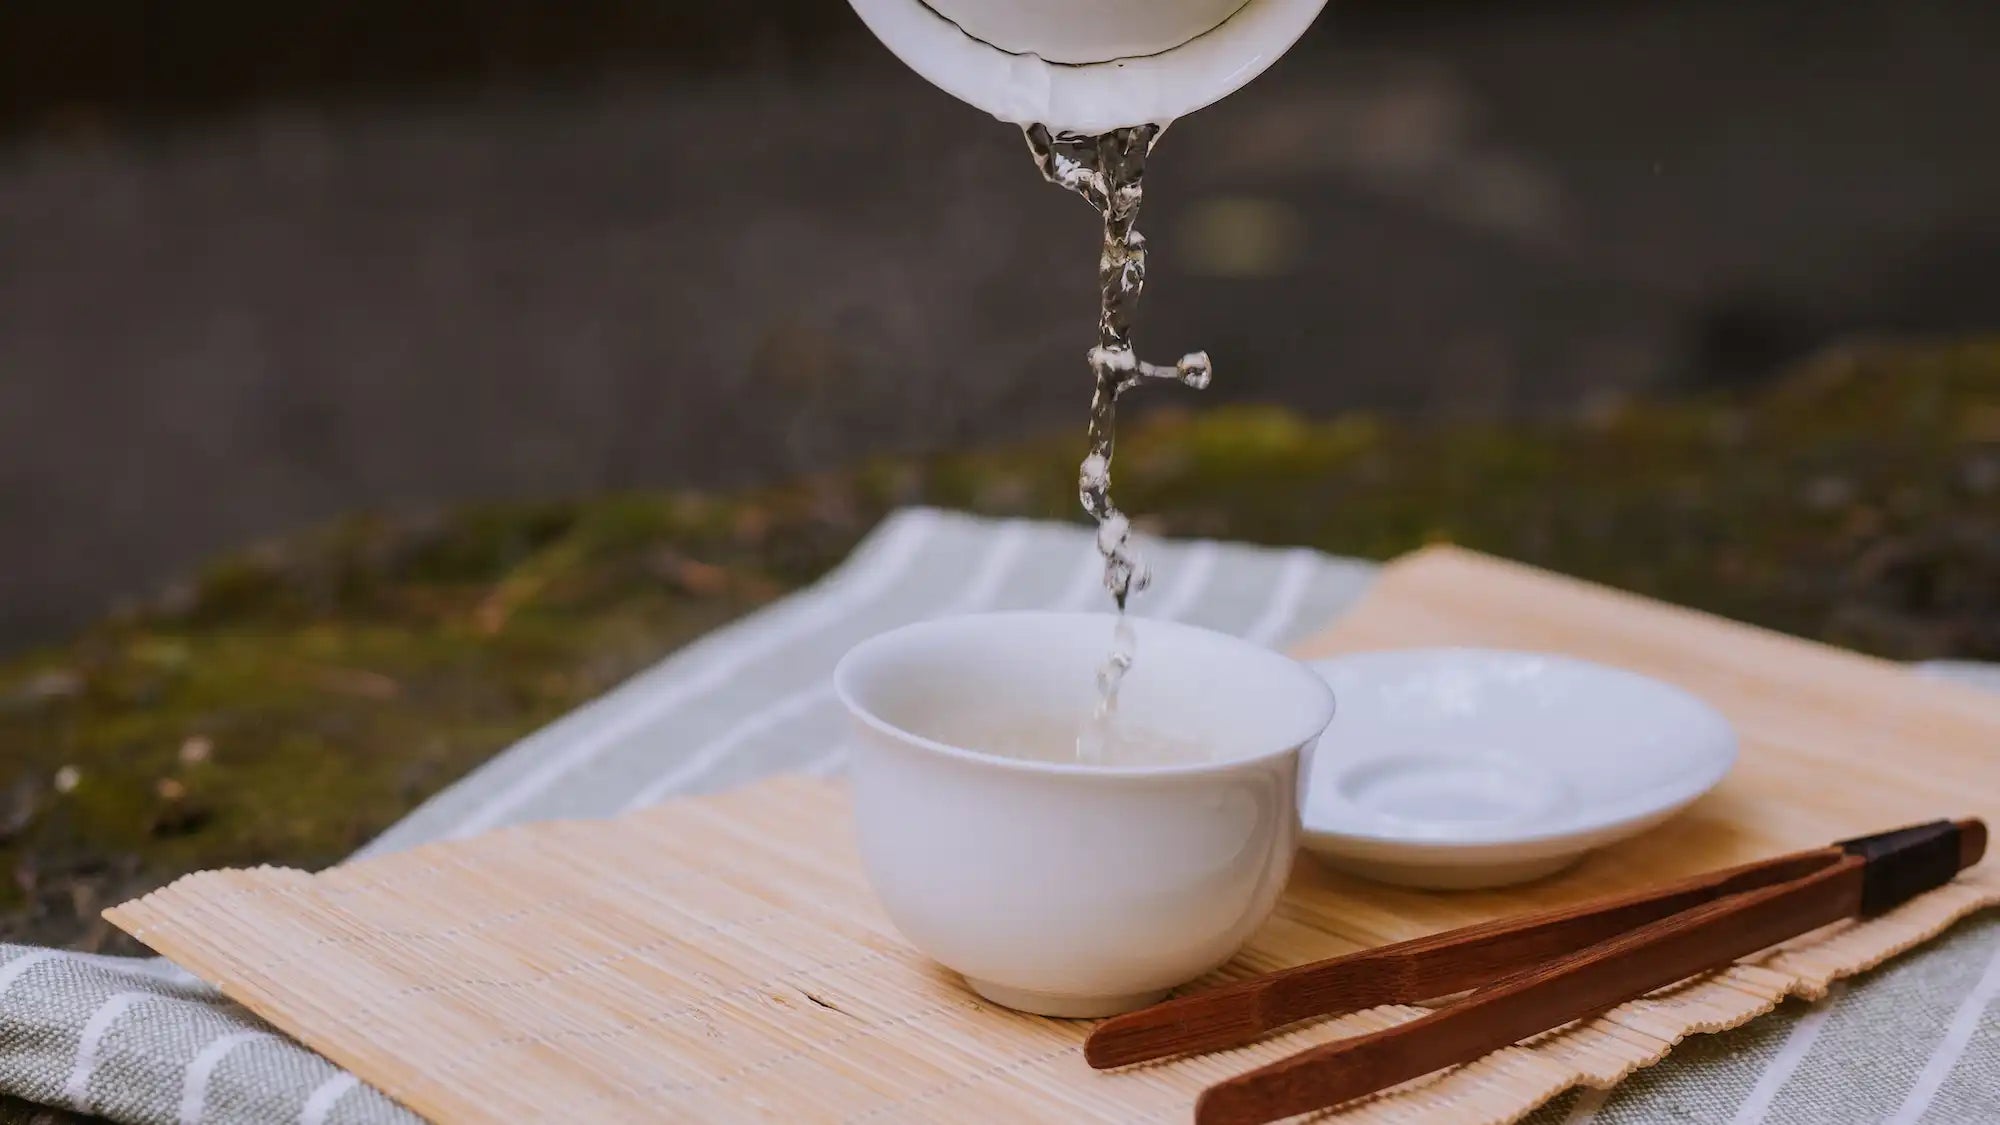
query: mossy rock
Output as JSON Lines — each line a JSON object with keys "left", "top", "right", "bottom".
{"left": 3, "top": 338, "right": 1996, "bottom": 953}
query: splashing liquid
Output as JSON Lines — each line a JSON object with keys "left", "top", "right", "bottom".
{"left": 1024, "top": 124, "right": 1212, "bottom": 762}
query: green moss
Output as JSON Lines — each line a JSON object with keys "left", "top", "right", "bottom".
{"left": 3, "top": 337, "right": 1996, "bottom": 951}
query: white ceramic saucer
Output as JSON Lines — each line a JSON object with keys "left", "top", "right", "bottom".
{"left": 1300, "top": 648, "right": 1737, "bottom": 889}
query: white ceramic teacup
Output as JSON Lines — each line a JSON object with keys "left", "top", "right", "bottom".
{"left": 834, "top": 611, "right": 1337, "bottom": 1018}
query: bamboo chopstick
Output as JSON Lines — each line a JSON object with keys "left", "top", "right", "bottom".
{"left": 1088, "top": 819, "right": 1987, "bottom": 1125}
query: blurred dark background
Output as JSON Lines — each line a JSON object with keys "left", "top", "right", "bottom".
{"left": 4, "top": 0, "right": 1999, "bottom": 652}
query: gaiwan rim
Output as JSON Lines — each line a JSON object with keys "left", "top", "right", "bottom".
{"left": 834, "top": 610, "right": 1335, "bottom": 781}
{"left": 846, "top": 0, "right": 1330, "bottom": 134}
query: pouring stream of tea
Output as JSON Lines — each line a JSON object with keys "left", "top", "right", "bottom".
{"left": 1024, "top": 123, "right": 1212, "bottom": 762}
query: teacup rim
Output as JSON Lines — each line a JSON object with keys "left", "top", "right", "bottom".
{"left": 833, "top": 610, "right": 1337, "bottom": 780}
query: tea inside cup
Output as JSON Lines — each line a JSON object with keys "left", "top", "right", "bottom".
{"left": 834, "top": 611, "right": 1335, "bottom": 1017}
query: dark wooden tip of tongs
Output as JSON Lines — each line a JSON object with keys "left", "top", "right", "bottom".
{"left": 1085, "top": 818, "right": 1986, "bottom": 1125}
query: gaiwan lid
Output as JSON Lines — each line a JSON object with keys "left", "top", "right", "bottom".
{"left": 847, "top": 0, "right": 1329, "bottom": 134}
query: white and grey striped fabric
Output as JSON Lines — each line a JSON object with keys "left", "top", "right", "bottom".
{"left": 2, "top": 508, "right": 1994, "bottom": 1124}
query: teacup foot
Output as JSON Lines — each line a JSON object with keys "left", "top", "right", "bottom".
{"left": 963, "top": 978, "right": 1170, "bottom": 1019}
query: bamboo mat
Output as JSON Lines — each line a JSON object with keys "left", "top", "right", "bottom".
{"left": 108, "top": 546, "right": 2000, "bottom": 1124}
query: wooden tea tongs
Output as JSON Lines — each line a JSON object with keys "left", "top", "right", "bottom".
{"left": 1086, "top": 818, "right": 1988, "bottom": 1125}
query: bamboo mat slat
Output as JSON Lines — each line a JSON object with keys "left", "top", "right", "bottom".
{"left": 108, "top": 546, "right": 2000, "bottom": 1123}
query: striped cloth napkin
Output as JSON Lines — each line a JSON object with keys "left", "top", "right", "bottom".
{"left": 1, "top": 509, "right": 1993, "bottom": 1124}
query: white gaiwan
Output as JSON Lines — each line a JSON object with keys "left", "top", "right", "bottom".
{"left": 847, "top": 0, "right": 1330, "bottom": 133}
